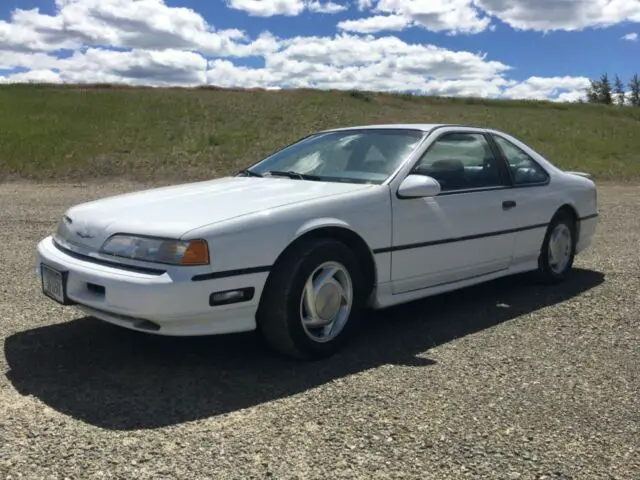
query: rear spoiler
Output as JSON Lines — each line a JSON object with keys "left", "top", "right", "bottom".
{"left": 564, "top": 171, "right": 594, "bottom": 180}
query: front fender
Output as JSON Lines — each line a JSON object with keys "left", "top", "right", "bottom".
{"left": 294, "top": 217, "right": 354, "bottom": 237}
{"left": 185, "top": 187, "right": 392, "bottom": 282}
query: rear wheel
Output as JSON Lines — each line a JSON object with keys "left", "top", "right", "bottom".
{"left": 535, "top": 210, "right": 577, "bottom": 284}
{"left": 257, "top": 238, "right": 366, "bottom": 360}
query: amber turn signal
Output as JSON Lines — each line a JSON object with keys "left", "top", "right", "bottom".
{"left": 181, "top": 239, "right": 210, "bottom": 265}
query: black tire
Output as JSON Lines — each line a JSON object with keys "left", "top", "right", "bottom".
{"left": 535, "top": 210, "right": 577, "bottom": 284}
{"left": 256, "top": 238, "right": 366, "bottom": 360}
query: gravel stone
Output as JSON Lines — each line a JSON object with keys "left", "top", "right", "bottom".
{"left": 0, "top": 182, "right": 638, "bottom": 479}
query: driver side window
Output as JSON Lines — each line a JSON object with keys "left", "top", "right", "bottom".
{"left": 413, "top": 132, "right": 507, "bottom": 192}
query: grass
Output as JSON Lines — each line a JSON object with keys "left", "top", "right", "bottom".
{"left": 1, "top": 83, "right": 639, "bottom": 182}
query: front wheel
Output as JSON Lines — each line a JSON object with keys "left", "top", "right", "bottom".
{"left": 535, "top": 211, "right": 577, "bottom": 284}
{"left": 257, "top": 238, "right": 366, "bottom": 360}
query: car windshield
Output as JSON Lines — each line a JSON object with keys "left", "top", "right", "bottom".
{"left": 247, "top": 128, "right": 427, "bottom": 184}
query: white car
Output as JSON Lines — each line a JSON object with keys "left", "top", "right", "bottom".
{"left": 36, "top": 124, "right": 598, "bottom": 359}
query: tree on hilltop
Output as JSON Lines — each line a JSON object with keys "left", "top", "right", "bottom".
{"left": 629, "top": 74, "right": 640, "bottom": 107}
{"left": 613, "top": 74, "right": 626, "bottom": 106}
{"left": 585, "top": 73, "right": 614, "bottom": 104}
{"left": 598, "top": 73, "right": 613, "bottom": 104}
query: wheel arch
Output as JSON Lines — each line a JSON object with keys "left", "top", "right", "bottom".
{"left": 553, "top": 203, "right": 580, "bottom": 244}
{"left": 264, "top": 222, "right": 378, "bottom": 300}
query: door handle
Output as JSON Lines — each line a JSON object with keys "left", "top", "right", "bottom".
{"left": 502, "top": 200, "right": 517, "bottom": 210}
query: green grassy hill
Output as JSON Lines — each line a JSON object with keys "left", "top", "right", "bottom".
{"left": 1, "top": 84, "right": 639, "bottom": 182}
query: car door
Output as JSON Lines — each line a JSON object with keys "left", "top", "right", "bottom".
{"left": 487, "top": 132, "right": 560, "bottom": 271}
{"left": 389, "top": 128, "right": 520, "bottom": 294}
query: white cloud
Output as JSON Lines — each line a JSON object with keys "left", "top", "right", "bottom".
{"left": 343, "top": 0, "right": 640, "bottom": 34}
{"left": 1, "top": 48, "right": 208, "bottom": 85}
{"left": 501, "top": 76, "right": 591, "bottom": 101}
{"left": 476, "top": 0, "right": 640, "bottom": 32}
{"left": 622, "top": 32, "right": 638, "bottom": 41}
{"left": 308, "top": 1, "right": 348, "bottom": 14}
{"left": 0, "top": 0, "right": 257, "bottom": 56}
{"left": 0, "top": 69, "right": 62, "bottom": 84}
{"left": 340, "top": 0, "right": 491, "bottom": 34}
{"left": 66, "top": 48, "right": 209, "bottom": 85}
{"left": 204, "top": 34, "right": 586, "bottom": 102}
{"left": 338, "top": 14, "right": 410, "bottom": 33}
{"left": 227, "top": 0, "right": 347, "bottom": 16}
{"left": 204, "top": 39, "right": 587, "bottom": 102}
{"left": 356, "top": 0, "right": 375, "bottom": 10}
{"left": 272, "top": 34, "right": 509, "bottom": 78}
{"left": 0, "top": 0, "right": 595, "bottom": 102}
{"left": 227, "top": 0, "right": 305, "bottom": 16}
{"left": 0, "top": 50, "right": 61, "bottom": 70}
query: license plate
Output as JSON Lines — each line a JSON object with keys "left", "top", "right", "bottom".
{"left": 41, "top": 264, "right": 67, "bottom": 304}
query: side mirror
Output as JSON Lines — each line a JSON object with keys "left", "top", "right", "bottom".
{"left": 397, "top": 174, "right": 441, "bottom": 198}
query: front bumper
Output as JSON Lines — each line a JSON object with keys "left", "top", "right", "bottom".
{"left": 35, "top": 236, "right": 269, "bottom": 336}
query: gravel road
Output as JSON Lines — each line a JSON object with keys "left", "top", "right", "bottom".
{"left": 0, "top": 182, "right": 638, "bottom": 480}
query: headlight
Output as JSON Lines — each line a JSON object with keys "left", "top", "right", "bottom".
{"left": 100, "top": 234, "right": 210, "bottom": 266}
{"left": 54, "top": 215, "right": 73, "bottom": 243}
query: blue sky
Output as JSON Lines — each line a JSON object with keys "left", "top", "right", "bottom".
{"left": 1, "top": 0, "right": 639, "bottom": 101}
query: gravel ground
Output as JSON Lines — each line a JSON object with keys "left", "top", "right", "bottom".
{"left": 0, "top": 182, "right": 638, "bottom": 480}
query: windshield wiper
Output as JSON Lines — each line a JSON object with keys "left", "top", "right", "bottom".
{"left": 236, "top": 169, "right": 263, "bottom": 177}
{"left": 264, "top": 170, "right": 321, "bottom": 181}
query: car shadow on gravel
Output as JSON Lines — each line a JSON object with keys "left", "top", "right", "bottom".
{"left": 5, "top": 268, "right": 604, "bottom": 431}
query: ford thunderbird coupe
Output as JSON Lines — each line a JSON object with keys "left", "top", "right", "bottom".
{"left": 36, "top": 123, "right": 598, "bottom": 359}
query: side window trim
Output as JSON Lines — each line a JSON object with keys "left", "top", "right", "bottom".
{"left": 482, "top": 132, "right": 513, "bottom": 187}
{"left": 489, "top": 133, "right": 550, "bottom": 187}
{"left": 408, "top": 129, "right": 511, "bottom": 195}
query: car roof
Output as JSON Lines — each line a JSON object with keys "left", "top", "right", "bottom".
{"left": 319, "top": 123, "right": 484, "bottom": 134}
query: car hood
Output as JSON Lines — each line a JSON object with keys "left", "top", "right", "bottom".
{"left": 59, "top": 176, "right": 373, "bottom": 251}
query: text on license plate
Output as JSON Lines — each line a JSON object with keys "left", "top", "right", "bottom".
{"left": 41, "top": 264, "right": 65, "bottom": 303}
